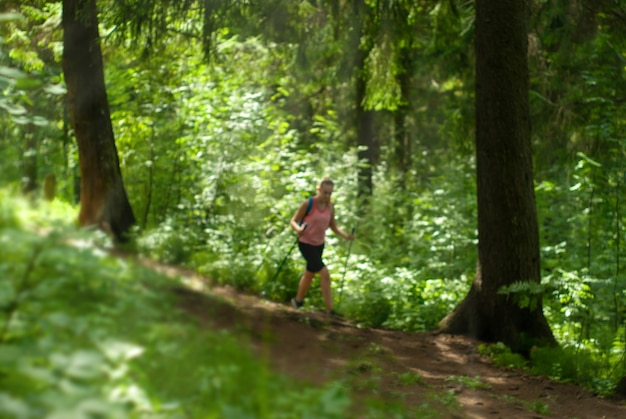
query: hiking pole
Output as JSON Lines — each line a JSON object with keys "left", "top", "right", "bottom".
{"left": 270, "top": 223, "right": 307, "bottom": 283}
{"left": 265, "top": 199, "right": 313, "bottom": 280}
{"left": 337, "top": 226, "right": 356, "bottom": 309}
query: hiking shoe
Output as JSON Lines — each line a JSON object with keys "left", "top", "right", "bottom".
{"left": 291, "top": 298, "right": 303, "bottom": 309}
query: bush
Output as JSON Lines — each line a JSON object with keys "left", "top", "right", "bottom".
{"left": 530, "top": 345, "right": 617, "bottom": 396}
{"left": 478, "top": 342, "right": 527, "bottom": 370}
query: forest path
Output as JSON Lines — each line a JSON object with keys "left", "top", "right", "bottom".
{"left": 146, "top": 260, "right": 626, "bottom": 419}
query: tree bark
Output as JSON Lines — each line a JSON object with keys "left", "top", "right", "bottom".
{"left": 22, "top": 124, "right": 38, "bottom": 195}
{"left": 393, "top": 47, "right": 414, "bottom": 190}
{"left": 438, "top": 0, "right": 555, "bottom": 353}
{"left": 356, "top": 63, "right": 376, "bottom": 198}
{"left": 354, "top": 0, "right": 376, "bottom": 199}
{"left": 62, "top": 0, "right": 135, "bottom": 241}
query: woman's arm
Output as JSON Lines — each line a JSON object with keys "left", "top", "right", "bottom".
{"left": 329, "top": 203, "right": 355, "bottom": 240}
{"left": 290, "top": 200, "right": 309, "bottom": 235}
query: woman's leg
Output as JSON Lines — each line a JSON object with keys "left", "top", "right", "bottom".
{"left": 319, "top": 267, "right": 333, "bottom": 311}
{"left": 296, "top": 270, "right": 316, "bottom": 302}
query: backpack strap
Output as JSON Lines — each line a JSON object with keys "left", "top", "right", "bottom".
{"left": 306, "top": 196, "right": 314, "bottom": 215}
{"left": 299, "top": 197, "right": 314, "bottom": 226}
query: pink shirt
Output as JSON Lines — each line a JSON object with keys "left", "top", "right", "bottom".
{"left": 299, "top": 197, "right": 332, "bottom": 246}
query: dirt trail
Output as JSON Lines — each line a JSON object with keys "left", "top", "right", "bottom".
{"left": 151, "top": 261, "right": 626, "bottom": 419}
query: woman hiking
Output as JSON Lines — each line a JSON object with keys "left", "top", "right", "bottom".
{"left": 290, "top": 177, "right": 355, "bottom": 316}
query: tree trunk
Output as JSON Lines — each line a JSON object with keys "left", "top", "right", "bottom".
{"left": 356, "top": 65, "right": 376, "bottom": 198}
{"left": 62, "top": 0, "right": 135, "bottom": 241}
{"left": 142, "top": 127, "right": 156, "bottom": 228}
{"left": 438, "top": 0, "right": 555, "bottom": 353}
{"left": 393, "top": 47, "right": 413, "bottom": 191}
{"left": 22, "top": 124, "right": 38, "bottom": 195}
{"left": 354, "top": 0, "right": 376, "bottom": 199}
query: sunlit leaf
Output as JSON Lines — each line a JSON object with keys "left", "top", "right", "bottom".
{"left": 0, "top": 66, "right": 26, "bottom": 80}
{"left": 52, "top": 351, "right": 105, "bottom": 380}
{"left": 0, "top": 12, "right": 24, "bottom": 22}
{"left": 100, "top": 341, "right": 144, "bottom": 362}
{"left": 31, "top": 115, "right": 49, "bottom": 126}
{"left": 44, "top": 83, "right": 67, "bottom": 95}
{"left": 14, "top": 77, "right": 42, "bottom": 90}
{"left": 0, "top": 99, "right": 27, "bottom": 115}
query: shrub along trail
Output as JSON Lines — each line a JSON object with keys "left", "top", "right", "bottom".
{"left": 147, "top": 259, "right": 626, "bottom": 418}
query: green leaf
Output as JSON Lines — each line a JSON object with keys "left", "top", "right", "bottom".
{"left": 31, "top": 116, "right": 49, "bottom": 126}
{"left": 0, "top": 102, "right": 27, "bottom": 116}
{"left": 0, "top": 13, "right": 25, "bottom": 23}
{"left": 51, "top": 351, "right": 104, "bottom": 380}
{"left": 14, "top": 77, "right": 42, "bottom": 90}
{"left": 44, "top": 83, "right": 67, "bottom": 95}
{"left": 100, "top": 340, "right": 144, "bottom": 362}
{"left": 0, "top": 66, "right": 26, "bottom": 80}
{"left": 10, "top": 115, "right": 30, "bottom": 124}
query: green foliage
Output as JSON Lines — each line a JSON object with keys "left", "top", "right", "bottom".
{"left": 0, "top": 188, "right": 26, "bottom": 228}
{"left": 0, "top": 188, "right": 77, "bottom": 230}
{"left": 363, "top": 37, "right": 402, "bottom": 111}
{"left": 0, "top": 5, "right": 70, "bottom": 199}
{"left": 445, "top": 375, "right": 491, "bottom": 390}
{"left": 358, "top": 154, "right": 477, "bottom": 279}
{"left": 527, "top": 401, "right": 550, "bottom": 416}
{"left": 481, "top": 340, "right": 622, "bottom": 397}
{"left": 340, "top": 265, "right": 467, "bottom": 332}
{"left": 530, "top": 345, "right": 619, "bottom": 397}
{"left": 500, "top": 394, "right": 551, "bottom": 416}
{"left": 428, "top": 390, "right": 460, "bottom": 411}
{"left": 0, "top": 196, "right": 360, "bottom": 418}
{"left": 8, "top": 0, "right": 626, "bottom": 400}
{"left": 478, "top": 342, "right": 527, "bottom": 370}
{"left": 498, "top": 281, "right": 545, "bottom": 311}
{"left": 395, "top": 371, "right": 424, "bottom": 386}
{"left": 339, "top": 259, "right": 392, "bottom": 328}
{"left": 138, "top": 219, "right": 197, "bottom": 265}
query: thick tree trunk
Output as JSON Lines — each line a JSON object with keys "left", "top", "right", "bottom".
{"left": 62, "top": 0, "right": 135, "bottom": 241}
{"left": 438, "top": 0, "right": 555, "bottom": 353}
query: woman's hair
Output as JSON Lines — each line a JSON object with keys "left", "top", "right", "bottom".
{"left": 319, "top": 177, "right": 334, "bottom": 187}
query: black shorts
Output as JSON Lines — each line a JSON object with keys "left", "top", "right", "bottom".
{"left": 298, "top": 242, "right": 325, "bottom": 273}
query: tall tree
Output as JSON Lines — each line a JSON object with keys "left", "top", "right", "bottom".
{"left": 62, "top": 0, "right": 135, "bottom": 240}
{"left": 438, "top": 0, "right": 556, "bottom": 352}
{"left": 353, "top": 0, "right": 377, "bottom": 199}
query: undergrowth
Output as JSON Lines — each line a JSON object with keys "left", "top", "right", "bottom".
{"left": 1, "top": 193, "right": 437, "bottom": 418}
{"left": 478, "top": 341, "right": 621, "bottom": 397}
{"left": 135, "top": 165, "right": 626, "bottom": 398}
